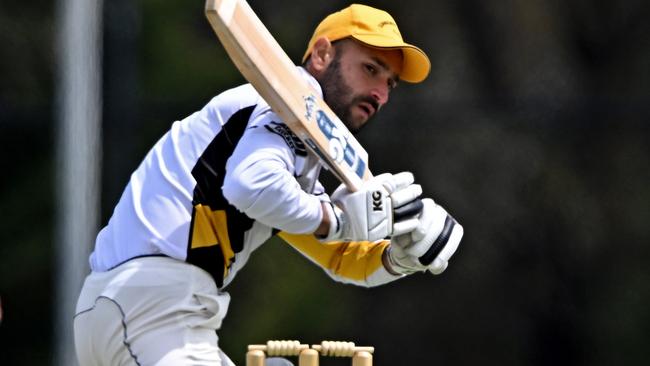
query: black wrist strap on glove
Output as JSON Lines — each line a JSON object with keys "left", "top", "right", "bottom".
{"left": 418, "top": 214, "right": 456, "bottom": 265}
{"left": 393, "top": 198, "right": 423, "bottom": 222}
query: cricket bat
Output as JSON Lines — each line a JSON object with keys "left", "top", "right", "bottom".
{"left": 205, "top": 0, "right": 371, "bottom": 191}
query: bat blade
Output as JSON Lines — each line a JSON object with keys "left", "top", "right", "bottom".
{"left": 205, "top": 0, "right": 372, "bottom": 191}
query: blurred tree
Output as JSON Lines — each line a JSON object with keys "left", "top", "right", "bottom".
{"left": 0, "top": 0, "right": 56, "bottom": 365}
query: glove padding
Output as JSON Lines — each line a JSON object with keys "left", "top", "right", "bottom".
{"left": 387, "top": 198, "right": 463, "bottom": 275}
{"left": 321, "top": 172, "right": 423, "bottom": 242}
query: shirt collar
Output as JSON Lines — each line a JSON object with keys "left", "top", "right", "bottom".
{"left": 297, "top": 66, "right": 323, "bottom": 99}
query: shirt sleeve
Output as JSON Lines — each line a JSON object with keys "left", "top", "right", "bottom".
{"left": 222, "top": 109, "right": 323, "bottom": 234}
{"left": 277, "top": 231, "right": 405, "bottom": 287}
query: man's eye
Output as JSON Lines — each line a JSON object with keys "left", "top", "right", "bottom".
{"left": 364, "top": 64, "right": 377, "bottom": 74}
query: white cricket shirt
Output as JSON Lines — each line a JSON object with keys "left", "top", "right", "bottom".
{"left": 90, "top": 67, "right": 400, "bottom": 288}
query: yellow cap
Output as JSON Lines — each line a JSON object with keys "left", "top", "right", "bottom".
{"left": 302, "top": 4, "right": 430, "bottom": 83}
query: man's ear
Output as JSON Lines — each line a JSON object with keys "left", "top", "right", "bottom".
{"left": 307, "top": 36, "right": 334, "bottom": 73}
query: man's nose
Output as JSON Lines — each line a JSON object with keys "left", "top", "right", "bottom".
{"left": 371, "top": 84, "right": 389, "bottom": 106}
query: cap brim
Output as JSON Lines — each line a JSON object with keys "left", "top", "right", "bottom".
{"left": 351, "top": 34, "right": 431, "bottom": 83}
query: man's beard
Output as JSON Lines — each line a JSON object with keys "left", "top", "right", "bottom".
{"left": 319, "top": 58, "right": 379, "bottom": 134}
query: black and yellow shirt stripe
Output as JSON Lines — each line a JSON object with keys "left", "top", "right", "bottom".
{"left": 187, "top": 105, "right": 256, "bottom": 287}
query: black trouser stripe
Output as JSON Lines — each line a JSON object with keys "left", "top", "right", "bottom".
{"left": 75, "top": 296, "right": 142, "bottom": 366}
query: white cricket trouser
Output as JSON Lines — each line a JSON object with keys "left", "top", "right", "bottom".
{"left": 74, "top": 256, "right": 235, "bottom": 366}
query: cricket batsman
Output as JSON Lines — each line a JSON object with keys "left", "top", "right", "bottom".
{"left": 74, "top": 4, "right": 463, "bottom": 365}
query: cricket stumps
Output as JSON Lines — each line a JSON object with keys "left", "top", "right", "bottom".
{"left": 246, "top": 340, "right": 374, "bottom": 366}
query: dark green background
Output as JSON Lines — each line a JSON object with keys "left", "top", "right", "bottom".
{"left": 1, "top": 0, "right": 649, "bottom": 365}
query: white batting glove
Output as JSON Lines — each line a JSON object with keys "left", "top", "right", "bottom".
{"left": 385, "top": 198, "right": 463, "bottom": 275}
{"left": 320, "top": 172, "right": 423, "bottom": 242}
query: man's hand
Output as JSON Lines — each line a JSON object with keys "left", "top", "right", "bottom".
{"left": 320, "top": 172, "right": 423, "bottom": 242}
{"left": 384, "top": 198, "right": 463, "bottom": 275}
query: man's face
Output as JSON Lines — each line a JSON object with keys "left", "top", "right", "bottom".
{"left": 317, "top": 40, "right": 403, "bottom": 133}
